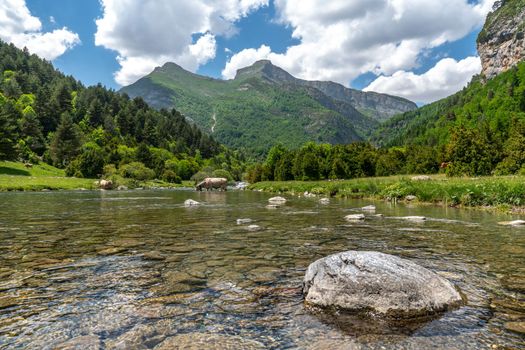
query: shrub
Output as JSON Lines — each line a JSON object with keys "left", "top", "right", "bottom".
{"left": 212, "top": 169, "right": 233, "bottom": 181}
{"left": 119, "top": 161, "right": 155, "bottom": 181}
{"left": 162, "top": 170, "right": 182, "bottom": 184}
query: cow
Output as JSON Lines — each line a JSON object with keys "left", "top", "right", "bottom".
{"left": 195, "top": 177, "right": 228, "bottom": 191}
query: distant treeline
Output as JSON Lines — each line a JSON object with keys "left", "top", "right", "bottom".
{"left": 246, "top": 120, "right": 525, "bottom": 182}
{"left": 0, "top": 40, "right": 245, "bottom": 182}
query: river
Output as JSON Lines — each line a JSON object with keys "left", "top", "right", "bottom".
{"left": 0, "top": 190, "right": 523, "bottom": 349}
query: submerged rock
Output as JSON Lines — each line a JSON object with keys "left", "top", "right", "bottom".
{"left": 153, "top": 333, "right": 265, "bottom": 350}
{"left": 55, "top": 335, "right": 100, "bottom": 350}
{"left": 268, "top": 196, "right": 287, "bottom": 204}
{"left": 504, "top": 321, "right": 525, "bottom": 335}
{"left": 362, "top": 205, "right": 376, "bottom": 211}
{"left": 319, "top": 198, "right": 330, "bottom": 205}
{"left": 266, "top": 204, "right": 280, "bottom": 209}
{"left": 399, "top": 216, "right": 426, "bottom": 222}
{"left": 344, "top": 214, "right": 365, "bottom": 221}
{"left": 246, "top": 225, "right": 262, "bottom": 232}
{"left": 237, "top": 218, "right": 253, "bottom": 225}
{"left": 498, "top": 220, "right": 525, "bottom": 226}
{"left": 184, "top": 199, "right": 200, "bottom": 207}
{"left": 303, "top": 251, "right": 463, "bottom": 318}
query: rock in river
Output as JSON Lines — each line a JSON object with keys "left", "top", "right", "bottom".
{"left": 154, "top": 333, "right": 265, "bottom": 350}
{"left": 303, "top": 251, "right": 463, "bottom": 318}
{"left": 498, "top": 220, "right": 525, "bottom": 226}
{"left": 344, "top": 214, "right": 365, "bottom": 221}
{"left": 184, "top": 199, "right": 200, "bottom": 207}
{"left": 268, "top": 196, "right": 287, "bottom": 204}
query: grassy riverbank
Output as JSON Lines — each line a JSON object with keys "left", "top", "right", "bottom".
{"left": 0, "top": 161, "right": 190, "bottom": 191}
{"left": 249, "top": 175, "right": 525, "bottom": 210}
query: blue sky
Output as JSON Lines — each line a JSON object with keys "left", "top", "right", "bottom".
{"left": 4, "top": 0, "right": 494, "bottom": 103}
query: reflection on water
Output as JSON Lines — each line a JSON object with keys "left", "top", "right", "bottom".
{"left": 0, "top": 190, "right": 524, "bottom": 349}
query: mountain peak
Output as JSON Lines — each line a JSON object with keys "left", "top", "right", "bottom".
{"left": 234, "top": 60, "right": 295, "bottom": 83}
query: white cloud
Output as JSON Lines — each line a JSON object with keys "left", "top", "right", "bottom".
{"left": 0, "top": 0, "right": 79, "bottom": 60}
{"left": 222, "top": 0, "right": 495, "bottom": 102}
{"left": 363, "top": 56, "right": 482, "bottom": 103}
{"left": 95, "top": 0, "right": 268, "bottom": 86}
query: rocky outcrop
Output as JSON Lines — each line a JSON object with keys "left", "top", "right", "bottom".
{"left": 303, "top": 251, "right": 463, "bottom": 318}
{"left": 478, "top": 2, "right": 525, "bottom": 79}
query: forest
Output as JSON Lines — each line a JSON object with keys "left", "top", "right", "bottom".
{"left": 0, "top": 40, "right": 245, "bottom": 183}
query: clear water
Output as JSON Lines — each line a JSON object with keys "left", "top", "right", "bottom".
{"left": 0, "top": 190, "right": 523, "bottom": 349}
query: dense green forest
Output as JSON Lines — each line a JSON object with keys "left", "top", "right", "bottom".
{"left": 374, "top": 62, "right": 525, "bottom": 149}
{"left": 248, "top": 62, "right": 525, "bottom": 182}
{"left": 0, "top": 40, "right": 245, "bottom": 183}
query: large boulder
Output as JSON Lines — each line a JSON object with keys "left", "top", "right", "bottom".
{"left": 303, "top": 251, "right": 463, "bottom": 318}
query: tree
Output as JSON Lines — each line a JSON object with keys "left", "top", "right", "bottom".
{"left": 0, "top": 101, "right": 20, "bottom": 160}
{"left": 50, "top": 112, "right": 82, "bottom": 167}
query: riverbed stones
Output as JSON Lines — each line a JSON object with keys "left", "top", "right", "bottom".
{"left": 362, "top": 205, "right": 376, "bottom": 211}
{"left": 399, "top": 216, "right": 426, "bottom": 222}
{"left": 55, "top": 335, "right": 100, "bottom": 350}
{"left": 237, "top": 218, "right": 253, "bottom": 224}
{"left": 153, "top": 333, "right": 265, "bottom": 350}
{"left": 303, "top": 251, "right": 463, "bottom": 318}
{"left": 266, "top": 204, "right": 280, "bottom": 209}
{"left": 184, "top": 199, "right": 200, "bottom": 207}
{"left": 246, "top": 225, "right": 262, "bottom": 232}
{"left": 268, "top": 196, "right": 287, "bottom": 204}
{"left": 345, "top": 214, "right": 365, "bottom": 221}
{"left": 498, "top": 220, "right": 525, "bottom": 226}
{"left": 319, "top": 198, "right": 330, "bottom": 205}
{"left": 504, "top": 321, "right": 525, "bottom": 335}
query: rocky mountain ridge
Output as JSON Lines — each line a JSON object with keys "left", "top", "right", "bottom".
{"left": 478, "top": 0, "right": 525, "bottom": 79}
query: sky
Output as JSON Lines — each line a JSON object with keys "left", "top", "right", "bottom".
{"left": 0, "top": 0, "right": 496, "bottom": 104}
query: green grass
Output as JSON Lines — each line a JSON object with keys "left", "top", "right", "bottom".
{"left": 0, "top": 161, "right": 96, "bottom": 191}
{"left": 249, "top": 174, "right": 525, "bottom": 209}
{"left": 0, "top": 162, "right": 195, "bottom": 191}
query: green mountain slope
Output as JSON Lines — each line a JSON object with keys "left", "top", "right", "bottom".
{"left": 374, "top": 0, "right": 525, "bottom": 148}
{"left": 121, "top": 60, "right": 416, "bottom": 157}
{"left": 374, "top": 62, "right": 525, "bottom": 147}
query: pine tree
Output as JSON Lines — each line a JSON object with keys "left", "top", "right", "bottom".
{"left": 0, "top": 101, "right": 20, "bottom": 160}
{"left": 50, "top": 112, "right": 82, "bottom": 167}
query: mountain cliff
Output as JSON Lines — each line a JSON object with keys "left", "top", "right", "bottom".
{"left": 120, "top": 60, "right": 416, "bottom": 157}
{"left": 478, "top": 0, "right": 525, "bottom": 79}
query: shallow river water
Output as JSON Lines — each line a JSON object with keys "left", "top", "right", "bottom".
{"left": 0, "top": 190, "right": 523, "bottom": 349}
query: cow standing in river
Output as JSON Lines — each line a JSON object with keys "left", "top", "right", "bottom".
{"left": 195, "top": 177, "right": 228, "bottom": 191}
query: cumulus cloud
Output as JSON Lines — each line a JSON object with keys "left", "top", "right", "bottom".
{"left": 364, "top": 56, "right": 482, "bottom": 103}
{"left": 0, "top": 0, "right": 79, "bottom": 60}
{"left": 95, "top": 0, "right": 268, "bottom": 85}
{"left": 222, "top": 0, "right": 495, "bottom": 102}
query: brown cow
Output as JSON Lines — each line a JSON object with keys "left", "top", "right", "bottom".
{"left": 195, "top": 177, "right": 227, "bottom": 191}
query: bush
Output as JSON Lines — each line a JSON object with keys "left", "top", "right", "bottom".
{"left": 212, "top": 169, "right": 233, "bottom": 181}
{"left": 119, "top": 161, "right": 155, "bottom": 181}
{"left": 162, "top": 170, "right": 182, "bottom": 184}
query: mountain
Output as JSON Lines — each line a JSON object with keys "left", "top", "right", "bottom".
{"left": 0, "top": 40, "right": 235, "bottom": 181}
{"left": 374, "top": 0, "right": 525, "bottom": 148}
{"left": 478, "top": 0, "right": 525, "bottom": 79}
{"left": 120, "top": 60, "right": 416, "bottom": 157}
